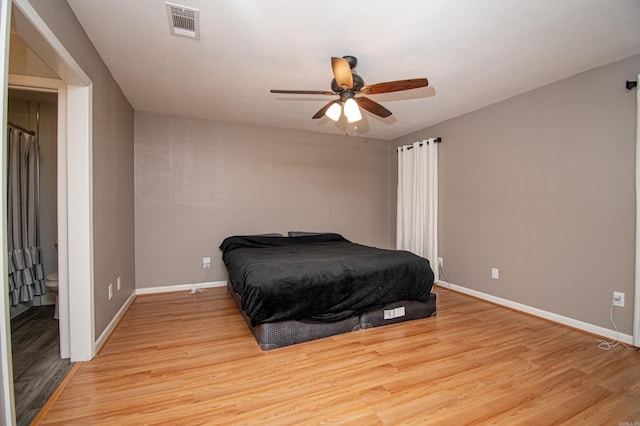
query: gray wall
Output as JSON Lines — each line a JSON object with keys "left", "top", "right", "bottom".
{"left": 135, "top": 112, "right": 390, "bottom": 288}
{"left": 26, "top": 0, "right": 136, "bottom": 337}
{"left": 391, "top": 54, "right": 640, "bottom": 334}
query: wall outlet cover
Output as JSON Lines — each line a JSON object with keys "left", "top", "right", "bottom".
{"left": 491, "top": 268, "right": 499, "bottom": 279}
{"left": 613, "top": 291, "right": 625, "bottom": 307}
{"left": 203, "top": 257, "right": 212, "bottom": 268}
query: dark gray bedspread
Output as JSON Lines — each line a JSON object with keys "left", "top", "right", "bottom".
{"left": 220, "top": 234, "right": 434, "bottom": 325}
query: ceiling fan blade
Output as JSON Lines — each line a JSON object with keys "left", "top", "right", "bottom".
{"left": 356, "top": 97, "right": 392, "bottom": 118}
{"left": 360, "top": 78, "right": 429, "bottom": 95}
{"left": 331, "top": 57, "right": 353, "bottom": 90}
{"left": 312, "top": 100, "right": 339, "bottom": 119}
{"left": 271, "top": 89, "right": 335, "bottom": 95}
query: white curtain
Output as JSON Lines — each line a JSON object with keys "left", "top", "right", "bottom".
{"left": 397, "top": 138, "right": 439, "bottom": 281}
{"left": 7, "top": 125, "right": 45, "bottom": 305}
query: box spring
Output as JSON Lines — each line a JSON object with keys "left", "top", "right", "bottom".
{"left": 227, "top": 282, "right": 360, "bottom": 350}
{"left": 227, "top": 282, "right": 437, "bottom": 350}
{"left": 359, "top": 294, "right": 437, "bottom": 329}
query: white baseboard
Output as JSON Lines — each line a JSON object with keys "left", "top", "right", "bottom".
{"left": 135, "top": 280, "right": 227, "bottom": 296}
{"left": 32, "top": 293, "right": 56, "bottom": 306}
{"left": 435, "top": 281, "right": 634, "bottom": 345}
{"left": 95, "top": 291, "right": 136, "bottom": 354}
{"left": 93, "top": 281, "right": 227, "bottom": 354}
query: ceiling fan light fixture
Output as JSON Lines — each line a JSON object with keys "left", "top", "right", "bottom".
{"left": 270, "top": 55, "right": 429, "bottom": 123}
{"left": 325, "top": 102, "right": 342, "bottom": 121}
{"left": 344, "top": 98, "right": 362, "bottom": 123}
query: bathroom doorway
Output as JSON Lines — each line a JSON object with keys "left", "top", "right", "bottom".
{"left": 3, "top": 2, "right": 95, "bottom": 423}
{"left": 6, "top": 88, "right": 70, "bottom": 425}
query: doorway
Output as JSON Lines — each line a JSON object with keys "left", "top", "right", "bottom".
{"left": 7, "top": 26, "right": 68, "bottom": 359}
{"left": 2, "top": 0, "right": 95, "bottom": 423}
{"left": 6, "top": 88, "right": 70, "bottom": 424}
{"left": 8, "top": 0, "right": 95, "bottom": 362}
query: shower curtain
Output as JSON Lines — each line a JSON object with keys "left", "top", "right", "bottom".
{"left": 7, "top": 125, "right": 45, "bottom": 305}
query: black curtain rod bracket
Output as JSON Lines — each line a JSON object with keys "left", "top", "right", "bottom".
{"left": 398, "top": 137, "right": 442, "bottom": 151}
{"left": 626, "top": 80, "right": 637, "bottom": 90}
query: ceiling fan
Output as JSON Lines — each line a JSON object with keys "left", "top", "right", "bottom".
{"left": 270, "top": 55, "right": 429, "bottom": 123}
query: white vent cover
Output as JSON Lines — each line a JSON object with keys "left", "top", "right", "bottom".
{"left": 165, "top": 2, "right": 200, "bottom": 39}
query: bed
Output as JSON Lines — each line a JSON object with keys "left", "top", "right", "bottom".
{"left": 220, "top": 233, "right": 437, "bottom": 350}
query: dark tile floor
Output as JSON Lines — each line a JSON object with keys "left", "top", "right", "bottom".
{"left": 10, "top": 305, "right": 73, "bottom": 426}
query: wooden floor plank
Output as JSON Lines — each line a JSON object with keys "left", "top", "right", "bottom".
{"left": 10, "top": 305, "right": 73, "bottom": 426}
{"left": 35, "top": 287, "right": 640, "bottom": 425}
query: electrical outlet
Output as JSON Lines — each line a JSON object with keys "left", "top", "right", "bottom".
{"left": 117, "top": 276, "right": 121, "bottom": 291}
{"left": 437, "top": 257, "right": 443, "bottom": 267}
{"left": 203, "top": 257, "right": 211, "bottom": 269}
{"left": 613, "top": 291, "right": 625, "bottom": 307}
{"left": 108, "top": 283, "right": 113, "bottom": 300}
{"left": 491, "top": 268, "right": 499, "bottom": 280}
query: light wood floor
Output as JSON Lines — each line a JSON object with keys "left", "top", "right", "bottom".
{"left": 35, "top": 287, "right": 640, "bottom": 425}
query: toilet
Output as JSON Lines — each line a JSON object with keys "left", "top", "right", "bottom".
{"left": 44, "top": 272, "right": 59, "bottom": 320}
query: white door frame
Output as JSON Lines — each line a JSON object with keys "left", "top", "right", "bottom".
{"left": 10, "top": 0, "right": 95, "bottom": 362}
{"left": 10, "top": 0, "right": 95, "bottom": 361}
{"left": 635, "top": 73, "right": 640, "bottom": 348}
{"left": 1, "top": 1, "right": 17, "bottom": 423}
{"left": 2, "top": 0, "right": 94, "bottom": 423}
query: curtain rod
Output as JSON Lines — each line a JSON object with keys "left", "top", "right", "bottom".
{"left": 8, "top": 122, "right": 36, "bottom": 136}
{"left": 399, "top": 137, "right": 442, "bottom": 151}
{"left": 626, "top": 81, "right": 637, "bottom": 90}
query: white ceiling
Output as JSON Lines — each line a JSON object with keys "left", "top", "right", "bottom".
{"left": 67, "top": 0, "right": 640, "bottom": 141}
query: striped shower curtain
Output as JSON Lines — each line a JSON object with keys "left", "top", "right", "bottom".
{"left": 7, "top": 125, "right": 45, "bottom": 305}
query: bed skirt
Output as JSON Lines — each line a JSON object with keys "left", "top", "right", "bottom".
{"left": 227, "top": 282, "right": 437, "bottom": 350}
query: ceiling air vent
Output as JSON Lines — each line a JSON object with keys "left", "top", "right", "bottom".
{"left": 165, "top": 2, "right": 200, "bottom": 40}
